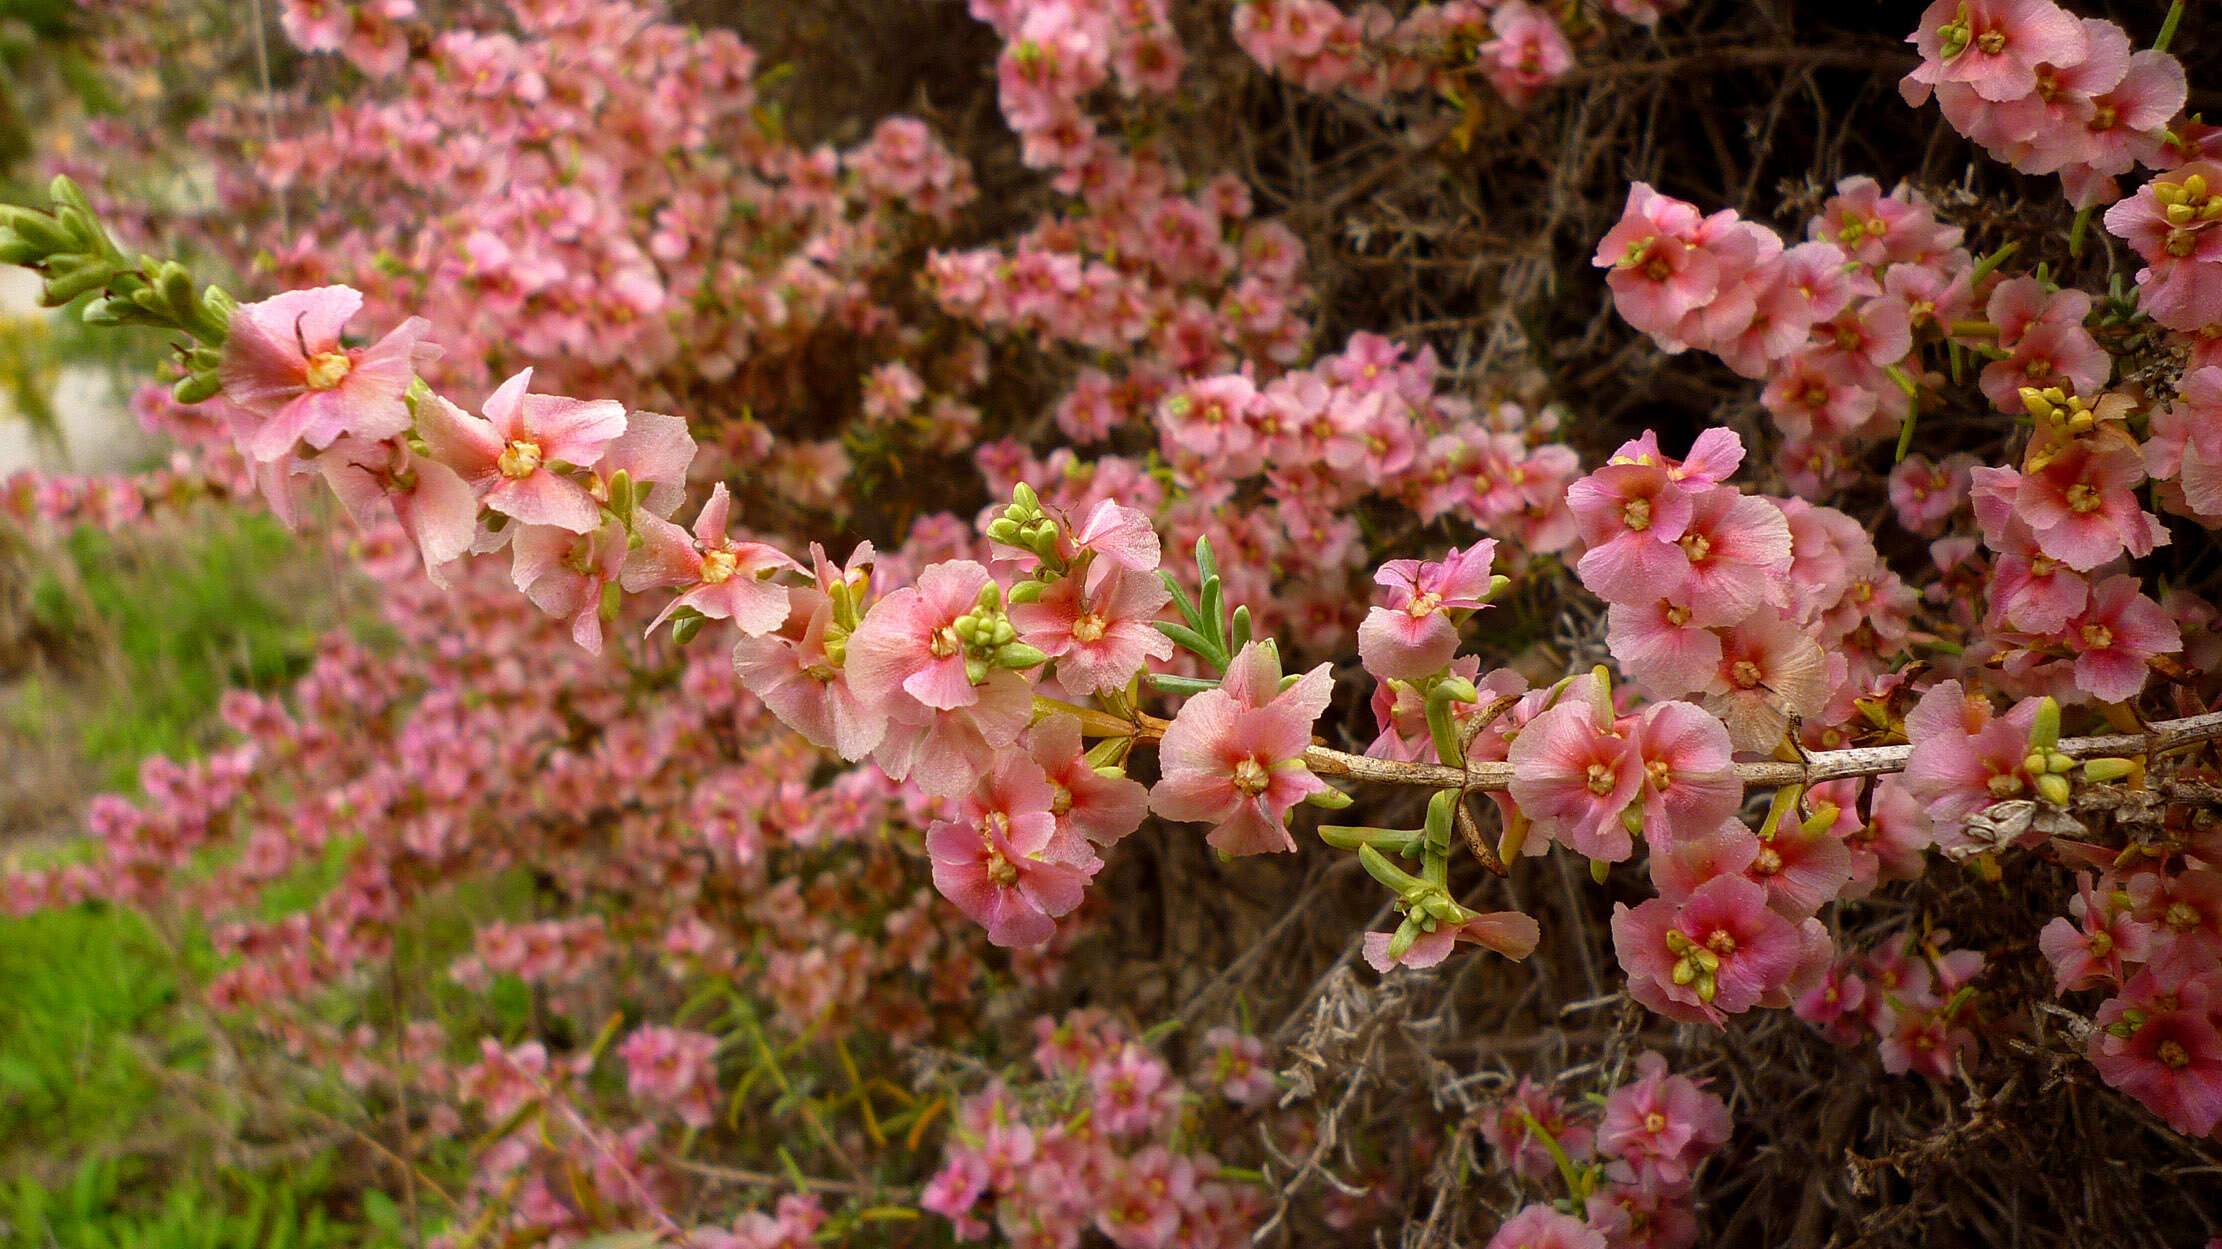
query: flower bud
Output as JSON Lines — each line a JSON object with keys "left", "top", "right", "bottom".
{"left": 1304, "top": 786, "right": 1354, "bottom": 810}
{"left": 172, "top": 371, "right": 223, "bottom": 405}
{"left": 1007, "top": 578, "right": 1046, "bottom": 604}
{"left": 2029, "top": 696, "right": 2061, "bottom": 752}
{"left": 993, "top": 642, "right": 1049, "bottom": 671}
{"left": 2036, "top": 773, "right": 2072, "bottom": 807}
{"left": 2081, "top": 756, "right": 2136, "bottom": 783}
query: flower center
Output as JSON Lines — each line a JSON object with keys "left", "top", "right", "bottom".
{"left": 1679, "top": 532, "right": 1712, "bottom": 563}
{"left": 1729, "top": 659, "right": 1764, "bottom": 689}
{"left": 498, "top": 439, "right": 544, "bottom": 479}
{"left": 700, "top": 549, "right": 738, "bottom": 585}
{"left": 1049, "top": 781, "right": 1073, "bottom": 817}
{"left": 1231, "top": 757, "right": 1271, "bottom": 797}
{"left": 1585, "top": 761, "right": 1619, "bottom": 796}
{"left": 983, "top": 849, "right": 1020, "bottom": 887}
{"left": 1070, "top": 612, "right": 1108, "bottom": 643}
{"left": 304, "top": 350, "right": 352, "bottom": 391}
{"left": 1705, "top": 929, "right": 1738, "bottom": 956}
{"left": 1987, "top": 772, "right": 2024, "bottom": 797}
{"left": 1643, "top": 1112, "right": 1666, "bottom": 1134}
{"left": 2080, "top": 623, "right": 2114, "bottom": 650}
{"left": 2165, "top": 901, "right": 2200, "bottom": 931}
{"left": 2087, "top": 929, "right": 2113, "bottom": 956}
{"left": 1623, "top": 497, "right": 1652, "bottom": 531}
{"left": 2157, "top": 1039, "right": 2190, "bottom": 1070}
{"left": 1753, "top": 846, "right": 1784, "bottom": 876}
{"left": 2065, "top": 483, "right": 2102, "bottom": 514}
{"left": 1975, "top": 28, "right": 2005, "bottom": 54}
{"left": 930, "top": 624, "right": 963, "bottom": 659}
{"left": 1665, "top": 604, "right": 1691, "bottom": 627}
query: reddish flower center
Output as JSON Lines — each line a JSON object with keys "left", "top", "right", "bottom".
{"left": 1643, "top": 1111, "right": 1667, "bottom": 1134}
{"left": 498, "top": 439, "right": 544, "bottom": 479}
{"left": 1231, "top": 757, "right": 1271, "bottom": 797}
{"left": 1705, "top": 929, "right": 1738, "bottom": 956}
{"left": 304, "top": 350, "right": 353, "bottom": 391}
{"left": 2157, "top": 1039, "right": 2191, "bottom": 1069}
{"left": 1753, "top": 846, "right": 1784, "bottom": 876}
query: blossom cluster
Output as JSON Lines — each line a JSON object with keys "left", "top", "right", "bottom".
{"left": 1476, "top": 1053, "right": 1732, "bottom": 1249}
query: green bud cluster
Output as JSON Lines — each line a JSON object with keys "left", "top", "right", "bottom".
{"left": 953, "top": 581, "right": 1049, "bottom": 681}
{"left": 984, "top": 483, "right": 1066, "bottom": 569}
{"left": 2, "top": 177, "right": 234, "bottom": 404}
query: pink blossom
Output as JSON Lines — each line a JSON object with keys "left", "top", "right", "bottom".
{"left": 1628, "top": 700, "right": 1741, "bottom": 851}
{"left": 1903, "top": 680, "right": 2042, "bottom": 832}
{"left": 1009, "top": 564, "right": 1173, "bottom": 694}
{"left": 510, "top": 521, "right": 628, "bottom": 653}
{"left": 1356, "top": 540, "right": 1500, "bottom": 681}
{"left": 1612, "top": 874, "right": 1807, "bottom": 1025}
{"left": 1506, "top": 692, "right": 1643, "bottom": 862}
{"left": 2039, "top": 873, "right": 2154, "bottom": 993}
{"left": 1151, "top": 640, "right": 1333, "bottom": 856}
{"left": 1701, "top": 610, "right": 1831, "bottom": 753}
{"left": 2087, "top": 995, "right": 2222, "bottom": 1137}
{"left": 731, "top": 543, "right": 889, "bottom": 762}
{"left": 926, "top": 755, "right": 1092, "bottom": 947}
{"left": 417, "top": 368, "right": 628, "bottom": 533}
{"left": 1595, "top": 1051, "right": 1732, "bottom": 1190}
{"left": 626, "top": 484, "right": 801, "bottom": 636}
{"left": 1477, "top": 2, "right": 1573, "bottom": 109}
{"left": 318, "top": 437, "right": 478, "bottom": 586}
{"left": 1024, "top": 713, "right": 1149, "bottom": 850}
{"left": 1902, "top": 0, "right": 2090, "bottom": 106}
{"left": 1480, "top": 1079, "right": 1596, "bottom": 1183}
{"left": 1486, "top": 1204, "right": 1606, "bottom": 1249}
{"left": 1361, "top": 910, "right": 1540, "bottom": 972}
{"left": 2065, "top": 575, "right": 2180, "bottom": 702}
{"left": 218, "top": 286, "right": 435, "bottom": 463}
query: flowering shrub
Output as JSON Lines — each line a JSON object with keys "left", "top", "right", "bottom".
{"left": 7, "top": 0, "right": 2222, "bottom": 1244}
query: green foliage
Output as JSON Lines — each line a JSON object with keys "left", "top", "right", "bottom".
{"left": 11, "top": 512, "right": 334, "bottom": 786}
{"left": 0, "top": 1155, "right": 400, "bottom": 1249}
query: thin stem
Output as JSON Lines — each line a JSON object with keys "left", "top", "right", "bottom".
{"left": 2155, "top": 0, "right": 2186, "bottom": 56}
{"left": 1302, "top": 708, "right": 2222, "bottom": 793}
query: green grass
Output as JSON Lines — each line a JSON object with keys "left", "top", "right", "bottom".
{"left": 13, "top": 512, "right": 338, "bottom": 787}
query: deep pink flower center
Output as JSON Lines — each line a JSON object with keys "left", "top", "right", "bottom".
{"left": 498, "top": 439, "right": 544, "bottom": 479}
{"left": 304, "top": 350, "right": 352, "bottom": 391}
{"left": 1753, "top": 846, "right": 1783, "bottom": 876}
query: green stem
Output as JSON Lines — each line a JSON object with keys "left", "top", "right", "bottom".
{"left": 2155, "top": 0, "right": 2186, "bottom": 55}
{"left": 1968, "top": 241, "right": 2020, "bottom": 286}
{"left": 2068, "top": 204, "right": 2095, "bottom": 259}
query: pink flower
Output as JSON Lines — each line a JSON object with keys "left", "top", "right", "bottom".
{"left": 318, "top": 437, "right": 477, "bottom": 586}
{"left": 2065, "top": 575, "right": 2180, "bottom": 703}
{"left": 626, "top": 484, "right": 801, "bottom": 637}
{"left": 2039, "top": 873, "right": 2154, "bottom": 993}
{"left": 1594, "top": 185, "right": 1737, "bottom": 339}
{"left": 1506, "top": 691, "right": 1643, "bottom": 862}
{"left": 1477, "top": 2, "right": 1573, "bottom": 108}
{"left": 1903, "top": 680, "right": 2042, "bottom": 832}
{"left": 1486, "top": 1205, "right": 1606, "bottom": 1249}
{"left": 2105, "top": 163, "right": 2222, "bottom": 331}
{"left": 1902, "top": 0, "right": 2090, "bottom": 106}
{"left": 218, "top": 286, "right": 435, "bottom": 463}
{"left": 1356, "top": 540, "right": 1500, "bottom": 681}
{"left": 1480, "top": 1079, "right": 1596, "bottom": 1182}
{"left": 1606, "top": 595, "right": 1731, "bottom": 697}
{"left": 926, "top": 755, "right": 1092, "bottom": 947}
{"left": 1361, "top": 910, "right": 1540, "bottom": 972}
{"left": 417, "top": 368, "right": 628, "bottom": 533}
{"left": 848, "top": 560, "right": 1007, "bottom": 712}
{"left": 731, "top": 543, "right": 889, "bottom": 762}
{"left": 1629, "top": 701, "right": 1741, "bottom": 851}
{"left": 1568, "top": 461, "right": 1698, "bottom": 606}
{"left": 1612, "top": 875, "right": 1807, "bottom": 1025}
{"left": 2087, "top": 995, "right": 2222, "bottom": 1137}
{"left": 1701, "top": 610, "right": 1830, "bottom": 753}
{"left": 1595, "top": 1051, "right": 1732, "bottom": 1190}
{"left": 1151, "top": 640, "right": 1333, "bottom": 856}
{"left": 510, "top": 521, "right": 628, "bottom": 653}
{"left": 1009, "top": 564, "right": 1173, "bottom": 694}
{"left": 616, "top": 1025, "right": 721, "bottom": 1129}
{"left": 1025, "top": 713, "right": 1149, "bottom": 850}
{"left": 1666, "top": 486, "right": 1793, "bottom": 624}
